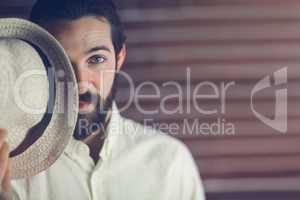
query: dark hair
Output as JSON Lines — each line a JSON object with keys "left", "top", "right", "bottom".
{"left": 30, "top": 0, "right": 126, "bottom": 55}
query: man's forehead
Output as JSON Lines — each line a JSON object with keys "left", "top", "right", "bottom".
{"left": 46, "top": 17, "right": 113, "bottom": 52}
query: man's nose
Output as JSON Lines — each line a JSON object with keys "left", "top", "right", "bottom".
{"left": 77, "top": 70, "right": 92, "bottom": 95}
{"left": 72, "top": 62, "right": 89, "bottom": 83}
{"left": 72, "top": 63, "right": 92, "bottom": 93}
{"left": 76, "top": 68, "right": 90, "bottom": 83}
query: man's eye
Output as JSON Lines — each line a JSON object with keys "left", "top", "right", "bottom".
{"left": 89, "top": 55, "right": 106, "bottom": 64}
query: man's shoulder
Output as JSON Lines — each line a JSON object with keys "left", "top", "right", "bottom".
{"left": 116, "top": 116, "right": 192, "bottom": 161}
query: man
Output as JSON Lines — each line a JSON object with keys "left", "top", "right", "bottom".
{"left": 0, "top": 0, "right": 205, "bottom": 199}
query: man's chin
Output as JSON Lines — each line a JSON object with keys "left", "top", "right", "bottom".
{"left": 79, "top": 102, "right": 97, "bottom": 114}
{"left": 74, "top": 90, "right": 115, "bottom": 140}
{"left": 73, "top": 110, "right": 108, "bottom": 140}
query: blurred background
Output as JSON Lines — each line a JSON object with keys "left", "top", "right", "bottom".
{"left": 1, "top": 0, "right": 300, "bottom": 199}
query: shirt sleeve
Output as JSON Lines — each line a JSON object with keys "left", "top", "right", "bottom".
{"left": 167, "top": 142, "right": 206, "bottom": 200}
{"left": 181, "top": 144, "right": 206, "bottom": 200}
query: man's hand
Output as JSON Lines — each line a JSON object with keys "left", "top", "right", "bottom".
{"left": 0, "top": 129, "right": 11, "bottom": 199}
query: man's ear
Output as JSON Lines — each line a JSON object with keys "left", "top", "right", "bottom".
{"left": 116, "top": 44, "right": 126, "bottom": 71}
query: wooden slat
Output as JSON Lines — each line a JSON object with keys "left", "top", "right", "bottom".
{"left": 126, "top": 38, "right": 300, "bottom": 47}
{"left": 119, "top": 100, "right": 298, "bottom": 122}
{"left": 124, "top": 19, "right": 300, "bottom": 31}
{"left": 134, "top": 118, "right": 300, "bottom": 139}
{"left": 116, "top": 81, "right": 300, "bottom": 103}
{"left": 117, "top": 0, "right": 300, "bottom": 9}
{"left": 120, "top": 64, "right": 298, "bottom": 82}
{"left": 126, "top": 42, "right": 300, "bottom": 63}
{"left": 206, "top": 191, "right": 300, "bottom": 200}
{"left": 204, "top": 176, "right": 300, "bottom": 192}
{"left": 197, "top": 155, "right": 300, "bottom": 178}
{"left": 183, "top": 136, "right": 300, "bottom": 157}
{"left": 120, "top": 4, "right": 300, "bottom": 22}
{"left": 125, "top": 22, "right": 300, "bottom": 43}
{"left": 124, "top": 57, "right": 300, "bottom": 68}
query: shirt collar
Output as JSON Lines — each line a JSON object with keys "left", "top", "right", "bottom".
{"left": 64, "top": 102, "right": 122, "bottom": 161}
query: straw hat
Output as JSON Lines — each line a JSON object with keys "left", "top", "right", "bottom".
{"left": 0, "top": 18, "right": 78, "bottom": 179}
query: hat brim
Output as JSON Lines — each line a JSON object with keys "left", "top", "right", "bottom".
{"left": 0, "top": 18, "right": 78, "bottom": 179}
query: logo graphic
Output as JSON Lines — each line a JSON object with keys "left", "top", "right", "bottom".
{"left": 251, "top": 68, "right": 288, "bottom": 133}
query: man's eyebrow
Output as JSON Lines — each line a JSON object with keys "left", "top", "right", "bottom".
{"left": 85, "top": 46, "right": 111, "bottom": 54}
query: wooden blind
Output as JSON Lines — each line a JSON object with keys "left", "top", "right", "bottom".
{"left": 1, "top": 0, "right": 300, "bottom": 199}
{"left": 117, "top": 1, "right": 300, "bottom": 199}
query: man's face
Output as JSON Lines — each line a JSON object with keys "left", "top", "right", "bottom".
{"left": 45, "top": 16, "right": 123, "bottom": 140}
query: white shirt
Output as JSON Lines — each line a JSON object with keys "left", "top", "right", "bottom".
{"left": 11, "top": 104, "right": 205, "bottom": 200}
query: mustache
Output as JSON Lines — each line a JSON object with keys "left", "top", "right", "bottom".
{"left": 79, "top": 91, "right": 99, "bottom": 104}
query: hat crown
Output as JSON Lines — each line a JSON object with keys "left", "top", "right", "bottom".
{"left": 0, "top": 39, "right": 49, "bottom": 150}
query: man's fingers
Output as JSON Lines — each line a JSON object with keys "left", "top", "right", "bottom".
{"left": 2, "top": 159, "right": 11, "bottom": 194}
{"left": 0, "top": 143, "right": 9, "bottom": 182}
{"left": 0, "top": 130, "right": 6, "bottom": 148}
{"left": 0, "top": 130, "right": 11, "bottom": 198}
